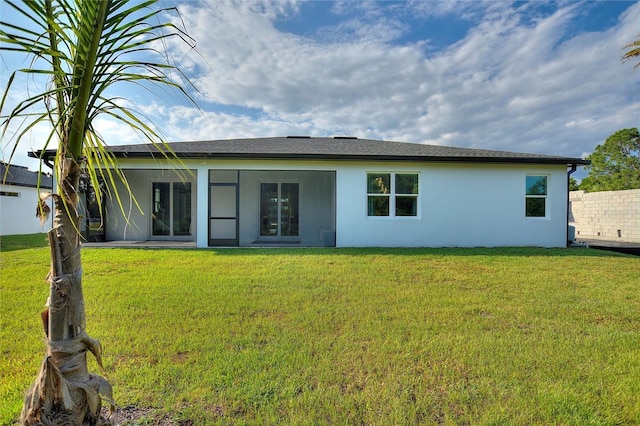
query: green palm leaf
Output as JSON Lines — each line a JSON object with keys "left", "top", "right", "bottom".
{"left": 1, "top": 0, "right": 198, "bottom": 168}
{"left": 623, "top": 35, "right": 640, "bottom": 69}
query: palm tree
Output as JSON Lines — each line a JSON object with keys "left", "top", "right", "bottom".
{"left": 0, "top": 0, "right": 196, "bottom": 423}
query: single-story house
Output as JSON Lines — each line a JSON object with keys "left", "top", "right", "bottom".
{"left": 0, "top": 162, "right": 53, "bottom": 235}
{"left": 30, "top": 136, "right": 589, "bottom": 248}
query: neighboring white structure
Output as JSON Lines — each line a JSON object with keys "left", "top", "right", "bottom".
{"left": 569, "top": 189, "right": 640, "bottom": 243}
{"left": 0, "top": 162, "right": 53, "bottom": 236}
{"left": 30, "top": 137, "right": 588, "bottom": 248}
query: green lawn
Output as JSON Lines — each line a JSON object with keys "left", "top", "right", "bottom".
{"left": 1, "top": 235, "right": 639, "bottom": 425}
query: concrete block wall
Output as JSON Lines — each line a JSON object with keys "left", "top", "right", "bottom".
{"left": 569, "top": 189, "right": 640, "bottom": 243}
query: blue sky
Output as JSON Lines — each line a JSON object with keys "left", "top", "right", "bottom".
{"left": 1, "top": 0, "right": 639, "bottom": 178}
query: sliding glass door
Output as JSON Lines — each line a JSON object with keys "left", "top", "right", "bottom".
{"left": 152, "top": 182, "right": 192, "bottom": 237}
{"left": 260, "top": 182, "right": 299, "bottom": 238}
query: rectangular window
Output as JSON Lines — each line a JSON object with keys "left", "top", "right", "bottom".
{"left": 367, "top": 173, "right": 419, "bottom": 217}
{"left": 525, "top": 175, "right": 547, "bottom": 218}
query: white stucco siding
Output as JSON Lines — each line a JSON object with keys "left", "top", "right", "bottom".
{"left": 105, "top": 159, "right": 569, "bottom": 247}
{"left": 335, "top": 162, "right": 568, "bottom": 248}
{"left": 0, "top": 184, "right": 53, "bottom": 235}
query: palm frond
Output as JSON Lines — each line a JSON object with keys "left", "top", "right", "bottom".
{"left": 1, "top": 0, "right": 199, "bottom": 204}
{"left": 84, "top": 130, "right": 143, "bottom": 221}
{"left": 622, "top": 36, "right": 640, "bottom": 69}
{"left": 90, "top": 96, "right": 193, "bottom": 182}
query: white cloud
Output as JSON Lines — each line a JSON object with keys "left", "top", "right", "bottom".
{"left": 407, "top": 0, "right": 491, "bottom": 20}
{"left": 3, "top": 0, "right": 639, "bottom": 171}
{"left": 161, "top": 0, "right": 639, "bottom": 160}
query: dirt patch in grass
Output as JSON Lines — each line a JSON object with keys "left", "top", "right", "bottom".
{"left": 105, "top": 406, "right": 192, "bottom": 425}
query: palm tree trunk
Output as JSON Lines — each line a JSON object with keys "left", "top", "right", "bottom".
{"left": 21, "top": 158, "right": 114, "bottom": 426}
{"left": 49, "top": 158, "right": 84, "bottom": 340}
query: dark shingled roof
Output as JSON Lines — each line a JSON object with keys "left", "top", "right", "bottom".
{"left": 30, "top": 136, "right": 589, "bottom": 165}
{"left": 1, "top": 162, "right": 53, "bottom": 188}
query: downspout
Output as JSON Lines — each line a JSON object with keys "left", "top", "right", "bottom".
{"left": 566, "top": 163, "right": 577, "bottom": 247}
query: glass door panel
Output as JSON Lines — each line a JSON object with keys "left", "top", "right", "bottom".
{"left": 260, "top": 183, "right": 279, "bottom": 236}
{"left": 152, "top": 182, "right": 171, "bottom": 236}
{"left": 280, "top": 183, "right": 299, "bottom": 236}
{"left": 173, "top": 182, "right": 191, "bottom": 236}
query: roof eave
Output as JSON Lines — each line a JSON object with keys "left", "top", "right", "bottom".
{"left": 29, "top": 149, "right": 590, "bottom": 166}
{"left": 119, "top": 151, "right": 590, "bottom": 165}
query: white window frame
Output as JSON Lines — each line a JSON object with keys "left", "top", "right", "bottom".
{"left": 366, "top": 172, "right": 420, "bottom": 219}
{"left": 525, "top": 174, "right": 549, "bottom": 219}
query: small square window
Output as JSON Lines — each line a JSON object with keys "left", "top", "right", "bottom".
{"left": 526, "top": 176, "right": 547, "bottom": 196}
{"left": 368, "top": 196, "right": 390, "bottom": 216}
{"left": 395, "top": 174, "right": 418, "bottom": 194}
{"left": 396, "top": 196, "right": 417, "bottom": 216}
{"left": 367, "top": 174, "right": 390, "bottom": 194}
{"left": 526, "top": 198, "right": 546, "bottom": 217}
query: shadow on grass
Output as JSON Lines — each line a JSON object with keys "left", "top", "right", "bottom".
{"left": 224, "top": 247, "right": 633, "bottom": 257}
{"left": 5, "top": 233, "right": 635, "bottom": 259}
{"left": 130, "top": 246, "right": 634, "bottom": 258}
{"left": 0, "top": 233, "right": 49, "bottom": 252}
